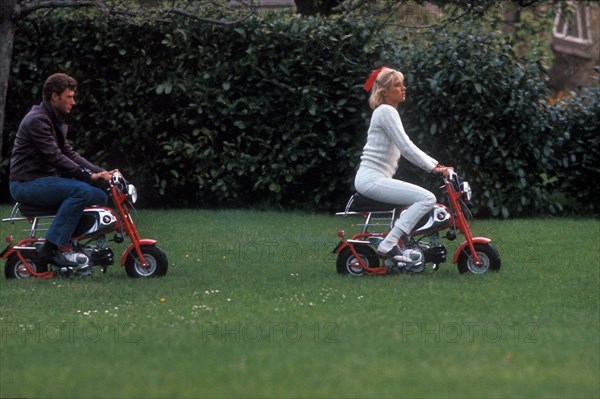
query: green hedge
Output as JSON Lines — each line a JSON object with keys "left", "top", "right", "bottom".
{"left": 396, "top": 21, "right": 562, "bottom": 217}
{"left": 551, "top": 89, "right": 600, "bottom": 213}
{"left": 4, "top": 13, "right": 390, "bottom": 210}
{"left": 2, "top": 11, "right": 598, "bottom": 215}
{"left": 385, "top": 20, "right": 599, "bottom": 217}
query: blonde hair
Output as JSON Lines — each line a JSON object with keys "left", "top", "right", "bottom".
{"left": 368, "top": 68, "right": 404, "bottom": 110}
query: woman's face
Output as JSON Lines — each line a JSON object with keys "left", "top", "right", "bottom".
{"left": 382, "top": 75, "right": 406, "bottom": 106}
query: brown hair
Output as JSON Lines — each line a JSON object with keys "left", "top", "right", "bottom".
{"left": 42, "top": 73, "right": 77, "bottom": 101}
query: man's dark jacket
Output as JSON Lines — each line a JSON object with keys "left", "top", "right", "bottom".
{"left": 10, "top": 100, "right": 103, "bottom": 182}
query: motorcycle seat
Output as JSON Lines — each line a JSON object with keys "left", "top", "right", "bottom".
{"left": 345, "top": 193, "right": 404, "bottom": 213}
{"left": 16, "top": 202, "right": 60, "bottom": 217}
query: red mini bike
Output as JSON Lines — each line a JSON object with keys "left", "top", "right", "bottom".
{"left": 2, "top": 172, "right": 168, "bottom": 279}
{"left": 333, "top": 170, "right": 501, "bottom": 276}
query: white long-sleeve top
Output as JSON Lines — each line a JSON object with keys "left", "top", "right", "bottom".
{"left": 358, "top": 104, "right": 438, "bottom": 178}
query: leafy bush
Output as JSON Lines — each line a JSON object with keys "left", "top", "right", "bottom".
{"left": 551, "top": 88, "right": 600, "bottom": 213}
{"left": 153, "top": 15, "right": 383, "bottom": 209}
{"left": 4, "top": 13, "right": 391, "bottom": 210}
{"left": 2, "top": 11, "right": 598, "bottom": 215}
{"left": 396, "top": 21, "right": 566, "bottom": 217}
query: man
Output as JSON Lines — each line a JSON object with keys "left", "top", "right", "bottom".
{"left": 9, "top": 73, "right": 115, "bottom": 270}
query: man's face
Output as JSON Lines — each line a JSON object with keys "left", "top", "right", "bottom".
{"left": 51, "top": 89, "right": 76, "bottom": 114}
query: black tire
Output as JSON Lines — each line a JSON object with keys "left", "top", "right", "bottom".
{"left": 336, "top": 245, "right": 379, "bottom": 276}
{"left": 457, "top": 243, "right": 501, "bottom": 274}
{"left": 124, "top": 245, "right": 168, "bottom": 278}
{"left": 4, "top": 252, "right": 45, "bottom": 279}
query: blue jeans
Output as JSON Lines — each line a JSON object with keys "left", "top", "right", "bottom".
{"left": 9, "top": 177, "right": 108, "bottom": 247}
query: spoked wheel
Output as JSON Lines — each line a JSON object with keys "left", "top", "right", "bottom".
{"left": 125, "top": 245, "right": 168, "bottom": 278}
{"left": 336, "top": 245, "right": 379, "bottom": 276}
{"left": 4, "top": 252, "right": 46, "bottom": 279}
{"left": 457, "top": 243, "right": 501, "bottom": 274}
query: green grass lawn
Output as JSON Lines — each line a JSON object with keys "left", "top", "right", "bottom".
{"left": 0, "top": 205, "right": 598, "bottom": 398}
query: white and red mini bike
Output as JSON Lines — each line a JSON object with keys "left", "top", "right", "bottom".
{"left": 333, "top": 170, "right": 501, "bottom": 276}
{"left": 2, "top": 172, "right": 168, "bottom": 279}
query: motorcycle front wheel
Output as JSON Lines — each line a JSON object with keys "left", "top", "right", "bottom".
{"left": 457, "top": 243, "right": 501, "bottom": 274}
{"left": 336, "top": 245, "right": 379, "bottom": 276}
{"left": 5, "top": 252, "right": 45, "bottom": 279}
{"left": 125, "top": 245, "right": 168, "bottom": 278}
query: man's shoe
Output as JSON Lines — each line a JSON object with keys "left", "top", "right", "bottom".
{"left": 48, "top": 251, "right": 80, "bottom": 268}
{"left": 38, "top": 242, "right": 79, "bottom": 269}
{"left": 36, "top": 241, "right": 55, "bottom": 270}
{"left": 62, "top": 252, "right": 92, "bottom": 276}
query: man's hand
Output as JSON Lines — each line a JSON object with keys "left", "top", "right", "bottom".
{"left": 91, "top": 170, "right": 115, "bottom": 182}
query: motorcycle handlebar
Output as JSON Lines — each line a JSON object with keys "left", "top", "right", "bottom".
{"left": 110, "top": 172, "right": 128, "bottom": 192}
{"left": 111, "top": 171, "right": 123, "bottom": 182}
{"left": 447, "top": 168, "right": 456, "bottom": 180}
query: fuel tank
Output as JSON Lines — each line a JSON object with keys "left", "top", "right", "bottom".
{"left": 409, "top": 205, "right": 452, "bottom": 235}
{"left": 72, "top": 207, "right": 117, "bottom": 237}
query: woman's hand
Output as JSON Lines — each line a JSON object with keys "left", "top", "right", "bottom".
{"left": 432, "top": 164, "right": 453, "bottom": 178}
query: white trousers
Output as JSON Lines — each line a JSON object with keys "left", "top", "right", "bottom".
{"left": 355, "top": 167, "right": 436, "bottom": 253}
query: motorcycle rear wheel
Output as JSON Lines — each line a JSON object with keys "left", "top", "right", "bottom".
{"left": 125, "top": 245, "right": 168, "bottom": 278}
{"left": 457, "top": 243, "right": 501, "bottom": 274}
{"left": 336, "top": 245, "right": 379, "bottom": 276}
{"left": 5, "top": 252, "right": 45, "bottom": 279}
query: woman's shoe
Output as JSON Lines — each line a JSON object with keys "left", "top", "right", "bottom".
{"left": 377, "top": 245, "right": 413, "bottom": 264}
{"left": 378, "top": 245, "right": 425, "bottom": 273}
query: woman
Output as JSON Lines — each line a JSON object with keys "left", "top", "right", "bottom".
{"left": 354, "top": 66, "right": 451, "bottom": 270}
